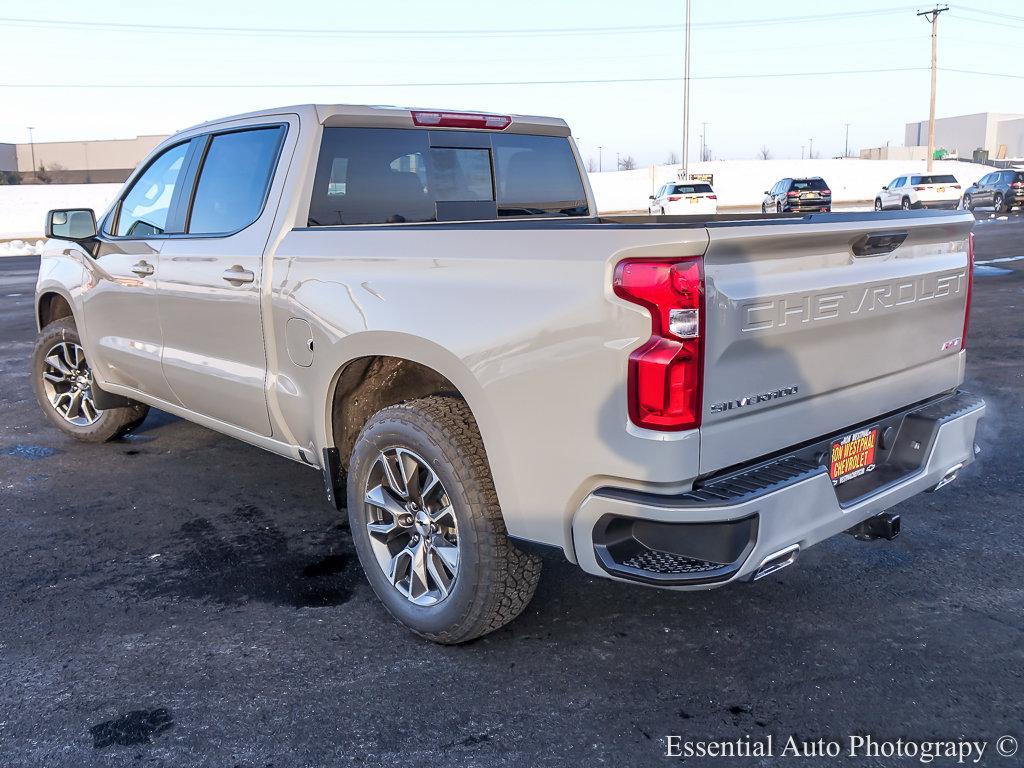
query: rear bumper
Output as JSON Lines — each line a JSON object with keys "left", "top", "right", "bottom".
{"left": 572, "top": 391, "right": 985, "bottom": 589}
{"left": 914, "top": 200, "right": 961, "bottom": 210}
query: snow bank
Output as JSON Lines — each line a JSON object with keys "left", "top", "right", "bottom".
{"left": 588, "top": 159, "right": 998, "bottom": 213}
{"left": 0, "top": 183, "right": 120, "bottom": 240}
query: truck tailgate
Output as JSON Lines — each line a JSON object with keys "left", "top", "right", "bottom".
{"left": 699, "top": 212, "right": 973, "bottom": 474}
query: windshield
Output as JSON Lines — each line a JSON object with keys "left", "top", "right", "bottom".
{"left": 911, "top": 175, "right": 957, "bottom": 185}
{"left": 791, "top": 179, "right": 829, "bottom": 191}
{"left": 669, "top": 184, "right": 713, "bottom": 194}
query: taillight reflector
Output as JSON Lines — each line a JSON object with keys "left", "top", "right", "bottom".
{"left": 962, "top": 232, "right": 974, "bottom": 350}
{"left": 914, "top": 186, "right": 926, "bottom": 191}
{"left": 821, "top": 189, "right": 832, "bottom": 196}
{"left": 667, "top": 195, "right": 682, "bottom": 201}
{"left": 786, "top": 191, "right": 799, "bottom": 197}
{"left": 952, "top": 184, "right": 962, "bottom": 190}
{"left": 612, "top": 258, "right": 704, "bottom": 431}
{"left": 411, "top": 111, "right": 511, "bottom": 130}
{"left": 707, "top": 194, "right": 718, "bottom": 199}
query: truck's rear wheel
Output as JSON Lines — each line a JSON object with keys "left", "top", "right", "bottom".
{"left": 347, "top": 396, "right": 541, "bottom": 644}
{"left": 31, "top": 317, "right": 149, "bottom": 442}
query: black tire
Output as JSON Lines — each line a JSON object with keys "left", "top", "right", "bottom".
{"left": 32, "top": 317, "right": 149, "bottom": 443}
{"left": 901, "top": 197, "right": 912, "bottom": 211}
{"left": 994, "top": 193, "right": 1005, "bottom": 213}
{"left": 347, "top": 396, "right": 542, "bottom": 644}
{"left": 761, "top": 203, "right": 766, "bottom": 214}
{"left": 964, "top": 194, "right": 973, "bottom": 211}
{"left": 776, "top": 202, "right": 783, "bottom": 214}
{"left": 874, "top": 198, "right": 883, "bottom": 211}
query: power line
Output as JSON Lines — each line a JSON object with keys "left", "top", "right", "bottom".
{"left": 0, "top": 67, "right": 942, "bottom": 90}
{"left": 0, "top": 7, "right": 920, "bottom": 39}
{"left": 2, "top": 65, "right": 1016, "bottom": 90}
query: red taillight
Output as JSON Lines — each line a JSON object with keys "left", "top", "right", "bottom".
{"left": 914, "top": 186, "right": 926, "bottom": 191}
{"left": 612, "top": 258, "right": 704, "bottom": 431}
{"left": 707, "top": 194, "right": 717, "bottom": 199}
{"left": 667, "top": 195, "right": 682, "bottom": 201}
{"left": 821, "top": 189, "right": 831, "bottom": 196}
{"left": 952, "top": 184, "right": 962, "bottom": 190}
{"left": 786, "top": 191, "right": 799, "bottom": 197}
{"left": 1012, "top": 182, "right": 1024, "bottom": 189}
{"left": 962, "top": 232, "right": 974, "bottom": 350}
{"left": 410, "top": 111, "right": 511, "bottom": 130}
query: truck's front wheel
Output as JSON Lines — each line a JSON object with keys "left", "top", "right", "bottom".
{"left": 31, "top": 317, "right": 149, "bottom": 443}
{"left": 347, "top": 396, "right": 541, "bottom": 644}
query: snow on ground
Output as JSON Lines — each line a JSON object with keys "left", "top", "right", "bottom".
{"left": 588, "top": 158, "right": 998, "bottom": 213}
{"left": 0, "top": 183, "right": 120, "bottom": 242}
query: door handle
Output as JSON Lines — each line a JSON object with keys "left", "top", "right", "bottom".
{"left": 221, "top": 265, "right": 255, "bottom": 285}
{"left": 130, "top": 260, "right": 154, "bottom": 277}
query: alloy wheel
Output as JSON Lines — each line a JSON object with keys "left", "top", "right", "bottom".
{"left": 364, "top": 447, "right": 460, "bottom": 607}
{"left": 41, "top": 341, "right": 101, "bottom": 426}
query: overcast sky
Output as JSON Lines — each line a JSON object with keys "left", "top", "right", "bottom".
{"left": 2, "top": 0, "right": 1019, "bottom": 165}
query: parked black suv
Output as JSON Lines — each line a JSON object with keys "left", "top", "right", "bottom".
{"left": 762, "top": 177, "right": 832, "bottom": 213}
{"left": 963, "top": 169, "right": 1024, "bottom": 213}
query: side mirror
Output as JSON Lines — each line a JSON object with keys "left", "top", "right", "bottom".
{"left": 763, "top": 190, "right": 770, "bottom": 195}
{"left": 648, "top": 195, "right": 656, "bottom": 200}
{"left": 45, "top": 208, "right": 97, "bottom": 241}
{"left": 882, "top": 186, "right": 888, "bottom": 191}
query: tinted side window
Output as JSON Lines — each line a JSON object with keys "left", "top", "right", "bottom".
{"left": 188, "top": 127, "right": 284, "bottom": 235}
{"left": 492, "top": 134, "right": 587, "bottom": 217}
{"left": 115, "top": 142, "right": 189, "bottom": 237}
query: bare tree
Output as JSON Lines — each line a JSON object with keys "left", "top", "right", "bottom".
{"left": 758, "top": 145, "right": 772, "bottom": 160}
{"left": 664, "top": 150, "right": 680, "bottom": 165}
{"left": 586, "top": 157, "right": 597, "bottom": 173}
{"left": 617, "top": 155, "right": 637, "bottom": 171}
{"left": 35, "top": 163, "right": 53, "bottom": 184}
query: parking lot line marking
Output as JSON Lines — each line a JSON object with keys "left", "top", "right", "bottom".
{"left": 976, "top": 256, "right": 1024, "bottom": 265}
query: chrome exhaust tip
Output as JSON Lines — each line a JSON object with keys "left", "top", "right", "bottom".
{"left": 752, "top": 544, "right": 800, "bottom": 581}
{"left": 928, "top": 462, "right": 964, "bottom": 493}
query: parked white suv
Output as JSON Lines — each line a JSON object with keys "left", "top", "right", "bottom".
{"left": 649, "top": 181, "right": 718, "bottom": 215}
{"left": 874, "top": 174, "right": 961, "bottom": 211}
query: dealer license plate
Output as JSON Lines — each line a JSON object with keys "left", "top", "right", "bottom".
{"left": 689, "top": 197, "right": 698, "bottom": 203}
{"left": 829, "top": 427, "right": 878, "bottom": 485}
{"left": 937, "top": 186, "right": 945, "bottom": 192}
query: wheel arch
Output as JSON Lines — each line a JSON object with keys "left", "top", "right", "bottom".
{"left": 36, "top": 290, "right": 76, "bottom": 332}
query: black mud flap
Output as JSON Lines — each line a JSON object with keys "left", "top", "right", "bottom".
{"left": 321, "top": 447, "right": 344, "bottom": 511}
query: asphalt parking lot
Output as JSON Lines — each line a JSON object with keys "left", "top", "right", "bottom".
{"left": 1, "top": 216, "right": 1022, "bottom": 767}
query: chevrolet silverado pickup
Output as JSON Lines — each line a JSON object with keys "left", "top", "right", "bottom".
{"left": 33, "top": 104, "right": 984, "bottom": 644}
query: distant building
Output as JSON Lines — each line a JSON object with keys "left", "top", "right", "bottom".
{"left": 904, "top": 112, "right": 1024, "bottom": 161}
{"left": 0, "top": 134, "right": 168, "bottom": 183}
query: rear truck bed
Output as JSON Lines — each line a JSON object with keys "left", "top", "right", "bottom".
{"left": 568, "top": 209, "right": 984, "bottom": 587}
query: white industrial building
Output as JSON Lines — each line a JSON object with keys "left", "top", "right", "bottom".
{"left": 904, "top": 112, "right": 1024, "bottom": 161}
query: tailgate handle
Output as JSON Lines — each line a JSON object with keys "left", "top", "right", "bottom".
{"left": 852, "top": 232, "right": 908, "bottom": 257}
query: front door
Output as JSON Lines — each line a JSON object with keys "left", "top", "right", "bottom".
{"left": 157, "top": 121, "right": 292, "bottom": 437}
{"left": 81, "top": 140, "right": 192, "bottom": 403}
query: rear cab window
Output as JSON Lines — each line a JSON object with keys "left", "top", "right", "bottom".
{"left": 307, "top": 127, "right": 588, "bottom": 226}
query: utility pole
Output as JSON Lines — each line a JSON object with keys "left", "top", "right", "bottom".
{"left": 917, "top": 5, "right": 949, "bottom": 172}
{"left": 701, "top": 122, "right": 709, "bottom": 162}
{"left": 844, "top": 123, "right": 851, "bottom": 157}
{"left": 681, "top": 0, "right": 692, "bottom": 179}
{"left": 809, "top": 138, "right": 814, "bottom": 159}
{"left": 598, "top": 146, "right": 603, "bottom": 172}
{"left": 27, "top": 127, "right": 36, "bottom": 182}
{"left": 801, "top": 145, "right": 805, "bottom": 160}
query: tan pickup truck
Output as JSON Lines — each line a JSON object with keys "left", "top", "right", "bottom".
{"left": 33, "top": 104, "right": 984, "bottom": 643}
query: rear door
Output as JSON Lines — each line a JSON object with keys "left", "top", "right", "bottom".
{"left": 698, "top": 213, "right": 974, "bottom": 472}
{"left": 156, "top": 118, "right": 295, "bottom": 436}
